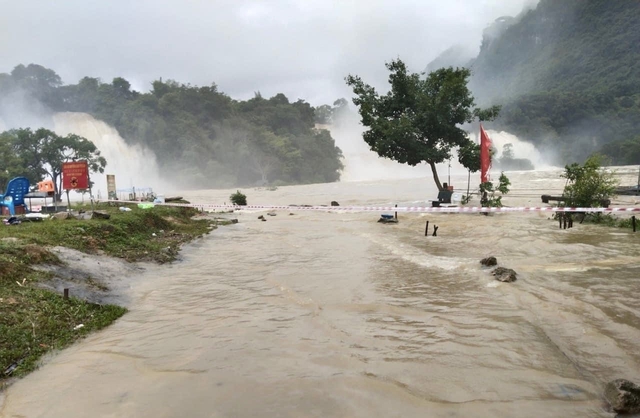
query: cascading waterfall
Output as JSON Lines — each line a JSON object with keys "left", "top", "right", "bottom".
{"left": 320, "top": 120, "right": 553, "bottom": 184}
{"left": 52, "top": 112, "right": 167, "bottom": 200}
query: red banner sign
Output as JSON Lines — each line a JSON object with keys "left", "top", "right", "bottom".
{"left": 480, "top": 124, "right": 492, "bottom": 184}
{"left": 62, "top": 161, "right": 89, "bottom": 190}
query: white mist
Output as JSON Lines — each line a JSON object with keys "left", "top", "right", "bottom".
{"left": 53, "top": 112, "right": 166, "bottom": 199}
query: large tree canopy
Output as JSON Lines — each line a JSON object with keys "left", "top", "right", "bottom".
{"left": 2, "top": 128, "right": 106, "bottom": 199}
{"left": 346, "top": 59, "right": 499, "bottom": 190}
{"left": 0, "top": 64, "right": 344, "bottom": 189}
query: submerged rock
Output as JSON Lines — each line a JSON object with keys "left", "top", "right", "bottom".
{"left": 331, "top": 201, "right": 340, "bottom": 206}
{"left": 605, "top": 379, "right": 640, "bottom": 414}
{"left": 480, "top": 256, "right": 497, "bottom": 267}
{"left": 492, "top": 267, "right": 517, "bottom": 282}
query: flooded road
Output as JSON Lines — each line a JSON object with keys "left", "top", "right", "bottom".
{"left": 2, "top": 168, "right": 640, "bottom": 417}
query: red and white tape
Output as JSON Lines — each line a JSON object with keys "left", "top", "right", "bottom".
{"left": 107, "top": 200, "right": 640, "bottom": 214}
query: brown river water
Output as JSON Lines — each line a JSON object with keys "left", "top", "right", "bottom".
{"left": 1, "top": 168, "right": 640, "bottom": 418}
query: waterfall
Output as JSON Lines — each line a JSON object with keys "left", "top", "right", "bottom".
{"left": 52, "top": 112, "right": 167, "bottom": 199}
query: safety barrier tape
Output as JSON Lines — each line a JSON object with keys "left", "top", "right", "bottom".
{"left": 107, "top": 200, "right": 640, "bottom": 214}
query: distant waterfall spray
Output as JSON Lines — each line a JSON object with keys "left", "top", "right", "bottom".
{"left": 317, "top": 122, "right": 430, "bottom": 182}
{"left": 53, "top": 112, "right": 166, "bottom": 199}
{"left": 319, "top": 120, "right": 552, "bottom": 183}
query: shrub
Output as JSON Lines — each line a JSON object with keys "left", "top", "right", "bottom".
{"left": 480, "top": 172, "right": 511, "bottom": 207}
{"left": 230, "top": 190, "right": 247, "bottom": 206}
{"left": 561, "top": 154, "right": 618, "bottom": 207}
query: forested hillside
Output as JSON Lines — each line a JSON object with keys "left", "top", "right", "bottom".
{"left": 429, "top": 0, "right": 640, "bottom": 165}
{"left": 0, "top": 64, "right": 343, "bottom": 188}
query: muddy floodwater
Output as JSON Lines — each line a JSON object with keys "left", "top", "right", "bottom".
{"left": 1, "top": 168, "right": 640, "bottom": 417}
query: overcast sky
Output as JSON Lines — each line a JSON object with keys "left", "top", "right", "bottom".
{"left": 1, "top": 0, "right": 533, "bottom": 105}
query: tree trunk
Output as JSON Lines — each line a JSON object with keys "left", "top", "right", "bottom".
{"left": 53, "top": 172, "right": 62, "bottom": 202}
{"left": 429, "top": 161, "right": 443, "bottom": 191}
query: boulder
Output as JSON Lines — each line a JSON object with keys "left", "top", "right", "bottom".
{"left": 492, "top": 267, "right": 517, "bottom": 282}
{"left": 331, "top": 201, "right": 340, "bottom": 206}
{"left": 605, "top": 379, "right": 640, "bottom": 414}
{"left": 480, "top": 256, "right": 498, "bottom": 267}
{"left": 53, "top": 212, "right": 72, "bottom": 220}
{"left": 91, "top": 210, "right": 111, "bottom": 220}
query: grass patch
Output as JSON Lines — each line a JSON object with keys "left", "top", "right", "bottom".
{"left": 2, "top": 204, "right": 214, "bottom": 263}
{"left": 0, "top": 204, "right": 218, "bottom": 385}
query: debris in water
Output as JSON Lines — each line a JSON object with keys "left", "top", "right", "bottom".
{"left": 378, "top": 214, "right": 398, "bottom": 224}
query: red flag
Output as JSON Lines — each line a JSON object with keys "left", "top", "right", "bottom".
{"left": 480, "top": 124, "right": 492, "bottom": 183}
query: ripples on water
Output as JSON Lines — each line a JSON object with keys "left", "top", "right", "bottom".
{"left": 1, "top": 169, "right": 639, "bottom": 417}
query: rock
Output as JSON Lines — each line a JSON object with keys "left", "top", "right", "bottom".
{"left": 480, "top": 256, "right": 498, "bottom": 267}
{"left": 605, "top": 379, "right": 640, "bottom": 414}
{"left": 289, "top": 213, "right": 294, "bottom": 216}
{"left": 53, "top": 212, "right": 72, "bottom": 220}
{"left": 91, "top": 210, "right": 111, "bottom": 220}
{"left": 331, "top": 201, "right": 340, "bottom": 206}
{"left": 492, "top": 267, "right": 517, "bottom": 282}
{"left": 258, "top": 215, "right": 265, "bottom": 220}
{"left": 267, "top": 212, "right": 276, "bottom": 216}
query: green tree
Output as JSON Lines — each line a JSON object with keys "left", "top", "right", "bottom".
{"left": 457, "top": 142, "right": 481, "bottom": 173}
{"left": 480, "top": 172, "right": 511, "bottom": 207}
{"left": 314, "top": 104, "right": 333, "bottom": 124}
{"left": 502, "top": 143, "right": 515, "bottom": 160}
{"left": 561, "top": 154, "right": 618, "bottom": 207}
{"left": 346, "top": 60, "right": 499, "bottom": 190}
{"left": 0, "top": 131, "right": 28, "bottom": 191}
{"left": 1, "top": 63, "right": 345, "bottom": 189}
{"left": 10, "top": 128, "right": 106, "bottom": 199}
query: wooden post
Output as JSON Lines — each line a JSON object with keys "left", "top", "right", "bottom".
{"left": 65, "top": 190, "right": 71, "bottom": 212}
{"left": 568, "top": 214, "right": 573, "bottom": 229}
{"left": 633, "top": 216, "right": 636, "bottom": 233}
{"left": 395, "top": 204, "right": 398, "bottom": 220}
{"left": 425, "top": 221, "right": 429, "bottom": 237}
{"left": 563, "top": 215, "right": 567, "bottom": 230}
{"left": 559, "top": 215, "right": 562, "bottom": 229}
{"left": 64, "top": 288, "right": 69, "bottom": 299}
{"left": 432, "top": 225, "right": 439, "bottom": 237}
